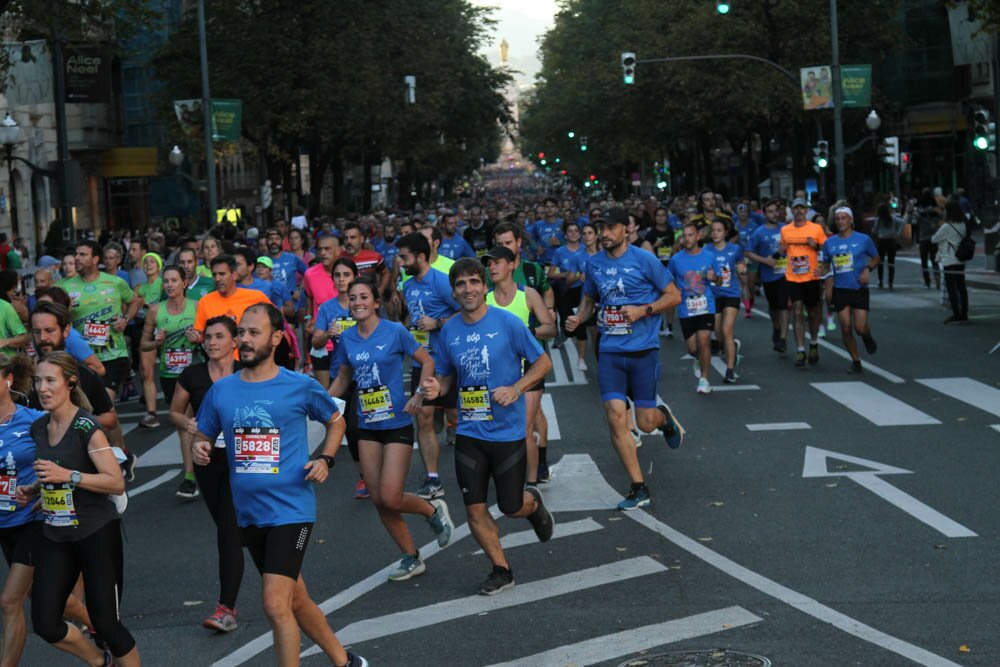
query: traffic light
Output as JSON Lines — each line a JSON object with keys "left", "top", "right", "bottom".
{"left": 813, "top": 140, "right": 829, "bottom": 169}
{"left": 973, "top": 107, "right": 995, "bottom": 150}
{"left": 716, "top": 1, "right": 731, "bottom": 13}
{"left": 900, "top": 152, "right": 911, "bottom": 174}
{"left": 567, "top": 131, "right": 575, "bottom": 139}
{"left": 621, "top": 52, "right": 636, "bottom": 85}
{"left": 881, "top": 136, "right": 899, "bottom": 165}
{"left": 537, "top": 152, "right": 545, "bottom": 159}
{"left": 579, "top": 136, "right": 588, "bottom": 152}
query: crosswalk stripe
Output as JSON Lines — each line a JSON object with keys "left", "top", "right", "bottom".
{"left": 746, "top": 422, "right": 811, "bottom": 431}
{"left": 485, "top": 606, "right": 763, "bottom": 667}
{"left": 540, "top": 393, "right": 561, "bottom": 440}
{"left": 302, "top": 557, "right": 667, "bottom": 655}
{"left": 563, "top": 341, "right": 589, "bottom": 383}
{"left": 991, "top": 425, "right": 1000, "bottom": 433}
{"left": 916, "top": 377, "right": 1000, "bottom": 418}
{"left": 811, "top": 382, "right": 941, "bottom": 426}
{"left": 473, "top": 517, "right": 603, "bottom": 554}
{"left": 549, "top": 343, "right": 570, "bottom": 386}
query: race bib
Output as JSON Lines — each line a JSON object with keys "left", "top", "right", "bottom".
{"left": 833, "top": 253, "right": 854, "bottom": 273}
{"left": 165, "top": 348, "right": 194, "bottom": 375}
{"left": 83, "top": 321, "right": 110, "bottom": 347}
{"left": 790, "top": 255, "right": 810, "bottom": 275}
{"left": 234, "top": 427, "right": 280, "bottom": 474}
{"left": 774, "top": 256, "right": 788, "bottom": 271}
{"left": 602, "top": 306, "right": 632, "bottom": 335}
{"left": 0, "top": 473, "right": 16, "bottom": 512}
{"left": 359, "top": 385, "right": 394, "bottom": 423}
{"left": 410, "top": 327, "right": 430, "bottom": 350}
{"left": 41, "top": 484, "right": 78, "bottom": 526}
{"left": 334, "top": 317, "right": 357, "bottom": 335}
{"left": 686, "top": 295, "right": 709, "bottom": 316}
{"left": 459, "top": 385, "right": 493, "bottom": 421}
{"left": 657, "top": 246, "right": 673, "bottom": 260}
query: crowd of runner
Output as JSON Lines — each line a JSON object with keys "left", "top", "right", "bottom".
{"left": 0, "top": 185, "right": 979, "bottom": 666}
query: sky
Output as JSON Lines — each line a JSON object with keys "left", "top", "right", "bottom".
{"left": 471, "top": 0, "right": 559, "bottom": 88}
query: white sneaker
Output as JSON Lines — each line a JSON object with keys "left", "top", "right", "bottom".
{"left": 696, "top": 378, "right": 712, "bottom": 394}
{"left": 631, "top": 429, "right": 642, "bottom": 448}
{"left": 576, "top": 358, "right": 588, "bottom": 372}
{"left": 110, "top": 492, "right": 128, "bottom": 515}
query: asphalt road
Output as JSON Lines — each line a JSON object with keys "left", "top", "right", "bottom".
{"left": 20, "top": 259, "right": 1000, "bottom": 666}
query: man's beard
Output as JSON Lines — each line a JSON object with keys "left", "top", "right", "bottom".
{"left": 239, "top": 342, "right": 273, "bottom": 368}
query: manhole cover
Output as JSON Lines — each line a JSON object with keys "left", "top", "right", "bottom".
{"left": 618, "top": 649, "right": 772, "bottom": 667}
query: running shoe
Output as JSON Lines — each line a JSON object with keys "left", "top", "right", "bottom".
{"left": 862, "top": 334, "right": 878, "bottom": 355}
{"left": 121, "top": 450, "right": 138, "bottom": 483}
{"left": 537, "top": 460, "right": 551, "bottom": 482}
{"left": 826, "top": 316, "right": 837, "bottom": 331}
{"left": 175, "top": 478, "right": 199, "bottom": 500}
{"left": 203, "top": 604, "right": 238, "bottom": 632}
{"left": 388, "top": 553, "right": 426, "bottom": 581}
{"left": 446, "top": 423, "right": 457, "bottom": 446}
{"left": 848, "top": 360, "right": 863, "bottom": 374}
{"left": 478, "top": 566, "right": 514, "bottom": 596}
{"left": 808, "top": 343, "right": 820, "bottom": 366}
{"left": 656, "top": 404, "right": 684, "bottom": 449}
{"left": 416, "top": 476, "right": 445, "bottom": 499}
{"left": 771, "top": 329, "right": 780, "bottom": 346}
{"left": 795, "top": 350, "right": 806, "bottom": 367}
{"left": 724, "top": 369, "right": 737, "bottom": 384}
{"left": 345, "top": 652, "right": 369, "bottom": 667}
{"left": 665, "top": 325, "right": 674, "bottom": 339}
{"left": 631, "top": 429, "right": 642, "bottom": 448}
{"left": 525, "top": 486, "right": 554, "bottom": 542}
{"left": 576, "top": 357, "right": 588, "bottom": 372}
{"left": 110, "top": 492, "right": 128, "bottom": 515}
{"left": 775, "top": 339, "right": 787, "bottom": 354}
{"left": 139, "top": 413, "right": 160, "bottom": 428}
{"left": 617, "top": 485, "right": 650, "bottom": 511}
{"left": 552, "top": 337, "right": 563, "bottom": 349}
{"left": 427, "top": 498, "right": 454, "bottom": 547}
{"left": 696, "top": 377, "right": 712, "bottom": 394}
{"left": 692, "top": 358, "right": 701, "bottom": 378}
{"left": 101, "top": 648, "right": 114, "bottom": 667}
{"left": 734, "top": 338, "right": 742, "bottom": 366}
{"left": 818, "top": 326, "right": 826, "bottom": 339}
{"left": 354, "top": 478, "right": 370, "bottom": 499}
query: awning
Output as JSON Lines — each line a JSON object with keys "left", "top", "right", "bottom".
{"left": 101, "top": 147, "right": 158, "bottom": 178}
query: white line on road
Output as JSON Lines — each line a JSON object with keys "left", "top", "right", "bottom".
{"left": 746, "top": 422, "right": 812, "bottom": 431}
{"left": 540, "top": 393, "right": 561, "bottom": 441}
{"left": 811, "top": 382, "right": 941, "bottom": 426}
{"left": 916, "top": 377, "right": 1000, "bottom": 418}
{"left": 486, "top": 606, "right": 762, "bottom": 667}
{"left": 563, "top": 341, "right": 589, "bottom": 383}
{"left": 549, "top": 344, "right": 570, "bottom": 386}
{"left": 474, "top": 517, "right": 603, "bottom": 555}
{"left": 750, "top": 307, "right": 905, "bottom": 383}
{"left": 712, "top": 384, "right": 761, "bottom": 392}
{"left": 302, "top": 557, "right": 668, "bottom": 656}
{"left": 128, "top": 469, "right": 180, "bottom": 498}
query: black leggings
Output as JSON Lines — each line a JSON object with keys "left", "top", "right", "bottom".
{"left": 344, "top": 385, "right": 360, "bottom": 462}
{"left": 193, "top": 448, "right": 244, "bottom": 609}
{"left": 943, "top": 264, "right": 969, "bottom": 319}
{"left": 919, "top": 240, "right": 939, "bottom": 288}
{"left": 32, "top": 520, "right": 136, "bottom": 658}
{"left": 876, "top": 238, "right": 897, "bottom": 287}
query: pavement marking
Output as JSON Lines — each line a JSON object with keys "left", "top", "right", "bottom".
{"left": 473, "top": 517, "right": 603, "bottom": 555}
{"left": 811, "top": 382, "right": 941, "bottom": 426}
{"left": 802, "top": 447, "right": 977, "bottom": 539}
{"left": 301, "top": 557, "right": 668, "bottom": 657}
{"left": 485, "top": 606, "right": 763, "bottom": 667}
{"left": 916, "top": 377, "right": 1000, "bottom": 418}
{"left": 746, "top": 422, "right": 811, "bottom": 431}
{"left": 991, "top": 425, "right": 1000, "bottom": 433}
{"left": 564, "top": 341, "right": 590, "bottom": 381}
{"left": 129, "top": 469, "right": 180, "bottom": 498}
{"left": 135, "top": 432, "right": 182, "bottom": 468}
{"left": 750, "top": 307, "right": 905, "bottom": 383}
{"left": 548, "top": 345, "right": 587, "bottom": 387}
{"left": 712, "top": 384, "right": 761, "bottom": 392}
{"left": 540, "top": 393, "right": 561, "bottom": 441}
{"left": 549, "top": 344, "right": 570, "bottom": 386}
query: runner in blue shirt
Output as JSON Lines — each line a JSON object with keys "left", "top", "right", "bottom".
{"left": 565, "top": 208, "right": 685, "bottom": 511}
{"left": 422, "top": 258, "right": 554, "bottom": 596}
{"left": 438, "top": 212, "right": 476, "bottom": 260}
{"left": 745, "top": 199, "right": 790, "bottom": 354}
{"left": 193, "top": 303, "right": 366, "bottom": 667}
{"left": 329, "top": 278, "right": 454, "bottom": 582}
{"left": 263, "top": 229, "right": 308, "bottom": 305}
{"left": 819, "top": 206, "right": 881, "bottom": 373}
{"left": 733, "top": 204, "right": 760, "bottom": 318}
{"left": 669, "top": 223, "right": 718, "bottom": 394}
{"left": 531, "top": 198, "right": 564, "bottom": 266}
{"left": 397, "top": 233, "right": 460, "bottom": 502}
{"left": 548, "top": 221, "right": 588, "bottom": 368}
{"left": 707, "top": 220, "right": 746, "bottom": 384}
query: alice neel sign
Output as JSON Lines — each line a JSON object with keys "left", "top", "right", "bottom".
{"left": 64, "top": 46, "right": 111, "bottom": 103}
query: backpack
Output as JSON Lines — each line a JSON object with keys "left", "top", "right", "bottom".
{"left": 949, "top": 223, "right": 975, "bottom": 262}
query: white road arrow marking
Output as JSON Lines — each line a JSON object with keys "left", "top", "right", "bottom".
{"left": 802, "top": 446, "right": 976, "bottom": 538}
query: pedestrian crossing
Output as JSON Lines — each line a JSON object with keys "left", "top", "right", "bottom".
{"left": 547, "top": 342, "right": 588, "bottom": 386}
{"left": 811, "top": 382, "right": 941, "bottom": 426}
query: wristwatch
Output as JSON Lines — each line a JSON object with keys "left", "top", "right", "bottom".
{"left": 645, "top": 305, "right": 654, "bottom": 316}
{"left": 313, "top": 454, "right": 336, "bottom": 468}
{"left": 70, "top": 470, "right": 82, "bottom": 485}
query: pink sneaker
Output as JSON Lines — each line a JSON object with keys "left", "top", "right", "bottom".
{"left": 203, "top": 604, "right": 237, "bottom": 632}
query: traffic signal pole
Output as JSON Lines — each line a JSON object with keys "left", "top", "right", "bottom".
{"left": 830, "top": 0, "right": 845, "bottom": 199}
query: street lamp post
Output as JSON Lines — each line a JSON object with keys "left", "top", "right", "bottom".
{"left": 197, "top": 0, "right": 218, "bottom": 227}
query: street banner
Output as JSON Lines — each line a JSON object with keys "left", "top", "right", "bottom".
{"left": 800, "top": 65, "right": 871, "bottom": 110}
{"left": 64, "top": 45, "right": 111, "bottom": 103}
{"left": 173, "top": 99, "right": 242, "bottom": 142}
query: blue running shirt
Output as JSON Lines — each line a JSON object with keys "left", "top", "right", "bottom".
{"left": 582, "top": 245, "right": 672, "bottom": 353}
{"left": 821, "top": 231, "right": 878, "bottom": 290}
{"left": 401, "top": 268, "right": 459, "bottom": 365}
{"left": 668, "top": 249, "right": 717, "bottom": 318}
{"left": 436, "top": 307, "right": 544, "bottom": 441}
{"left": 0, "top": 406, "right": 45, "bottom": 527}
{"left": 706, "top": 243, "right": 744, "bottom": 299}
{"left": 551, "top": 245, "right": 586, "bottom": 288}
{"left": 749, "top": 224, "right": 787, "bottom": 283}
{"left": 197, "top": 368, "right": 338, "bottom": 528}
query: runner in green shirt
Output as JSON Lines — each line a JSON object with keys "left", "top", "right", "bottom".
{"left": 178, "top": 248, "right": 214, "bottom": 300}
{"left": 0, "top": 298, "right": 29, "bottom": 355}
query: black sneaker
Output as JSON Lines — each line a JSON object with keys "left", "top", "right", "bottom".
{"left": 775, "top": 339, "right": 787, "bottom": 354}
{"left": 771, "top": 329, "right": 780, "bottom": 346}
{"left": 724, "top": 369, "right": 737, "bottom": 384}
{"left": 343, "top": 651, "right": 369, "bottom": 667}
{"left": 794, "top": 350, "right": 806, "bottom": 368}
{"left": 536, "top": 461, "right": 550, "bottom": 483}
{"left": 848, "top": 360, "right": 863, "bottom": 374}
{"left": 478, "top": 565, "right": 514, "bottom": 596}
{"left": 808, "top": 343, "right": 819, "bottom": 366}
{"left": 656, "top": 404, "right": 684, "bottom": 449}
{"left": 525, "top": 486, "right": 554, "bottom": 542}
{"left": 862, "top": 334, "right": 877, "bottom": 354}
{"left": 175, "top": 478, "right": 199, "bottom": 500}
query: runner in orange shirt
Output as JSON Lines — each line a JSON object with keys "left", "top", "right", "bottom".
{"left": 779, "top": 198, "right": 828, "bottom": 367}
{"left": 187, "top": 256, "right": 270, "bottom": 347}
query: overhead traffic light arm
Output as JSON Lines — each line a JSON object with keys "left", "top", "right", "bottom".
{"left": 631, "top": 53, "right": 799, "bottom": 90}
